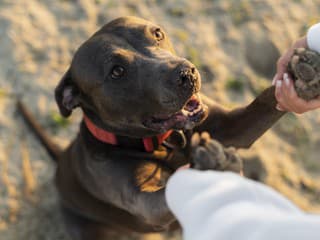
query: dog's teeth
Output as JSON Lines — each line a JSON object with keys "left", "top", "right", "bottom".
{"left": 182, "top": 104, "right": 203, "bottom": 118}
{"left": 182, "top": 109, "right": 189, "bottom": 117}
{"left": 194, "top": 105, "right": 201, "bottom": 114}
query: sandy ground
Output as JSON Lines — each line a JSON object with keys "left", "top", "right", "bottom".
{"left": 1, "top": 0, "right": 320, "bottom": 239}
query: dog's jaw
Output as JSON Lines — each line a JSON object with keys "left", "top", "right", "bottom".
{"left": 142, "top": 93, "right": 208, "bottom": 132}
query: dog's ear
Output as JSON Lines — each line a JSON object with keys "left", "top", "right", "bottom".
{"left": 55, "top": 69, "right": 80, "bottom": 118}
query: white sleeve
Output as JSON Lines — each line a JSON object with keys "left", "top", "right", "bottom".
{"left": 307, "top": 23, "right": 320, "bottom": 53}
{"left": 165, "top": 169, "right": 320, "bottom": 240}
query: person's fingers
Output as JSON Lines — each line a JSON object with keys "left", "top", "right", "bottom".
{"left": 276, "top": 50, "right": 293, "bottom": 78}
{"left": 275, "top": 80, "right": 282, "bottom": 100}
{"left": 274, "top": 80, "right": 282, "bottom": 102}
{"left": 287, "top": 76, "right": 297, "bottom": 99}
{"left": 279, "top": 77, "right": 305, "bottom": 113}
{"left": 276, "top": 73, "right": 316, "bottom": 113}
{"left": 287, "top": 82, "right": 305, "bottom": 113}
{"left": 282, "top": 74, "right": 292, "bottom": 100}
{"left": 285, "top": 80, "right": 318, "bottom": 113}
{"left": 275, "top": 80, "right": 289, "bottom": 111}
{"left": 276, "top": 104, "right": 285, "bottom": 111}
{"left": 276, "top": 57, "right": 287, "bottom": 81}
{"left": 280, "top": 83, "right": 320, "bottom": 113}
{"left": 275, "top": 37, "right": 307, "bottom": 87}
{"left": 272, "top": 74, "right": 278, "bottom": 85}
{"left": 281, "top": 73, "right": 299, "bottom": 110}
{"left": 273, "top": 37, "right": 313, "bottom": 113}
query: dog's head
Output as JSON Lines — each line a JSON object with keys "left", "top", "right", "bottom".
{"left": 55, "top": 16, "right": 208, "bottom": 137}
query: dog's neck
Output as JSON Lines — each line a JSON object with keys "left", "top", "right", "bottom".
{"left": 83, "top": 114, "right": 173, "bottom": 152}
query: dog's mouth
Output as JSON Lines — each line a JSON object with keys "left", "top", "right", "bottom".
{"left": 143, "top": 94, "right": 208, "bottom": 132}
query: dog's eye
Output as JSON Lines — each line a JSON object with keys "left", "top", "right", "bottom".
{"left": 153, "top": 28, "right": 164, "bottom": 41}
{"left": 110, "top": 66, "right": 125, "bottom": 79}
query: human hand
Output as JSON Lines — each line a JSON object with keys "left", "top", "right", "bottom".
{"left": 274, "top": 73, "right": 320, "bottom": 113}
{"left": 273, "top": 37, "right": 320, "bottom": 113}
{"left": 273, "top": 37, "right": 307, "bottom": 85}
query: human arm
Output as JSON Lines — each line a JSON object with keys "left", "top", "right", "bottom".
{"left": 165, "top": 169, "right": 320, "bottom": 240}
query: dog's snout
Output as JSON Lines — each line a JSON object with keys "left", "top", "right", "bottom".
{"left": 177, "top": 66, "right": 198, "bottom": 87}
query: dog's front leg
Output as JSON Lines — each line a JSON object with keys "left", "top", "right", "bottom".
{"left": 190, "top": 132, "right": 243, "bottom": 173}
{"left": 195, "top": 86, "right": 285, "bottom": 148}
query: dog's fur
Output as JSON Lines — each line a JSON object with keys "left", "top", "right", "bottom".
{"left": 18, "top": 16, "right": 285, "bottom": 239}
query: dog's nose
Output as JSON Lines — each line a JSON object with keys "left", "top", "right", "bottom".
{"left": 177, "top": 65, "right": 198, "bottom": 87}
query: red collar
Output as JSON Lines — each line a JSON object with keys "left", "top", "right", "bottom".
{"left": 83, "top": 115, "right": 173, "bottom": 152}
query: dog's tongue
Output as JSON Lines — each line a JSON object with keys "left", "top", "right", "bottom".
{"left": 184, "top": 95, "right": 200, "bottom": 112}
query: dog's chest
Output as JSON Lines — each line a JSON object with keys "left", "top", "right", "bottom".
{"left": 133, "top": 146, "right": 188, "bottom": 193}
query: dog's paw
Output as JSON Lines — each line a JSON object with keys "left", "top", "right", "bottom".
{"left": 288, "top": 48, "right": 320, "bottom": 100}
{"left": 190, "top": 132, "right": 243, "bottom": 174}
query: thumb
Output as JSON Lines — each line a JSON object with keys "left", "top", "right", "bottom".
{"left": 272, "top": 74, "right": 278, "bottom": 85}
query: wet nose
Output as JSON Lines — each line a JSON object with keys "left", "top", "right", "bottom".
{"left": 177, "top": 64, "right": 198, "bottom": 88}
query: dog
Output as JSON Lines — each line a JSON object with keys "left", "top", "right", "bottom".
{"left": 18, "top": 16, "right": 285, "bottom": 239}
